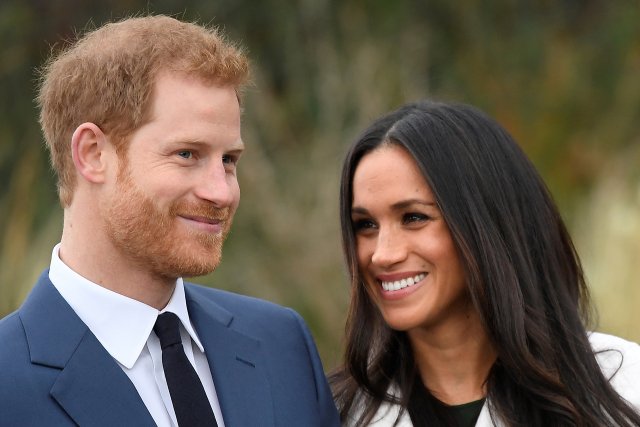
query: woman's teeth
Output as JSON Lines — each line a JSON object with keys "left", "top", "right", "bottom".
{"left": 381, "top": 273, "right": 426, "bottom": 292}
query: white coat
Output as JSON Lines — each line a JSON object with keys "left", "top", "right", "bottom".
{"left": 346, "top": 332, "right": 640, "bottom": 426}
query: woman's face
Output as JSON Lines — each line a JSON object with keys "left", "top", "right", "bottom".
{"left": 351, "top": 144, "right": 472, "bottom": 334}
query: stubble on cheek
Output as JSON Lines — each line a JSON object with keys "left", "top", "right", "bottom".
{"left": 103, "top": 171, "right": 234, "bottom": 279}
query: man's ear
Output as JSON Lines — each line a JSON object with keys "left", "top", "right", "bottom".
{"left": 71, "top": 123, "right": 112, "bottom": 184}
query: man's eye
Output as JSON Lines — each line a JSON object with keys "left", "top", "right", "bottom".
{"left": 222, "top": 154, "right": 238, "bottom": 165}
{"left": 177, "top": 150, "right": 193, "bottom": 159}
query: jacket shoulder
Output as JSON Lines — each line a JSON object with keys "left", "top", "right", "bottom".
{"left": 590, "top": 332, "right": 640, "bottom": 410}
{"left": 0, "top": 311, "right": 26, "bottom": 358}
{"left": 184, "top": 282, "right": 341, "bottom": 426}
{"left": 0, "top": 311, "right": 47, "bottom": 416}
{"left": 185, "top": 282, "right": 298, "bottom": 324}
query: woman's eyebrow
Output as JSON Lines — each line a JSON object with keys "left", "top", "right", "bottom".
{"left": 351, "top": 199, "right": 436, "bottom": 215}
{"left": 390, "top": 199, "right": 436, "bottom": 210}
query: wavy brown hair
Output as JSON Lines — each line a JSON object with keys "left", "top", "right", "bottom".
{"left": 330, "top": 100, "right": 640, "bottom": 426}
{"left": 38, "top": 15, "right": 249, "bottom": 207}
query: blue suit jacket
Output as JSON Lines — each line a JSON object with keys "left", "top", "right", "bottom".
{"left": 0, "top": 271, "right": 340, "bottom": 426}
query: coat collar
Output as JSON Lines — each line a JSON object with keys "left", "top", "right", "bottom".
{"left": 20, "top": 272, "right": 275, "bottom": 427}
{"left": 356, "top": 387, "right": 499, "bottom": 427}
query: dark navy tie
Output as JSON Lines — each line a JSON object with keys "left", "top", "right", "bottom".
{"left": 154, "top": 312, "right": 218, "bottom": 427}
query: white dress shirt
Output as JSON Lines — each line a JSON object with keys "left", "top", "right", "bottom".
{"left": 48, "top": 244, "right": 226, "bottom": 427}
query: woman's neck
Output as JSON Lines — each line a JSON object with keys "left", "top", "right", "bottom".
{"left": 407, "top": 310, "right": 496, "bottom": 405}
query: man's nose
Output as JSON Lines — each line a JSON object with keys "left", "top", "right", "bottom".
{"left": 193, "top": 160, "right": 238, "bottom": 208}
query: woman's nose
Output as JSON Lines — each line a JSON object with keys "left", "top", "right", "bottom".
{"left": 371, "top": 227, "right": 407, "bottom": 268}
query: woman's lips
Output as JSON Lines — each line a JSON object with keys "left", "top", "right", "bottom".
{"left": 380, "top": 273, "right": 427, "bottom": 291}
{"left": 375, "top": 272, "right": 428, "bottom": 300}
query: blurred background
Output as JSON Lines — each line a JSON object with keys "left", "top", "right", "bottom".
{"left": 1, "top": 0, "right": 639, "bottom": 368}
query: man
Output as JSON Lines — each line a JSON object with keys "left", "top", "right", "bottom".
{"left": 0, "top": 15, "right": 339, "bottom": 426}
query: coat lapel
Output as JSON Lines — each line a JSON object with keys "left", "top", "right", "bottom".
{"left": 476, "top": 401, "right": 503, "bottom": 427}
{"left": 20, "top": 273, "right": 155, "bottom": 426}
{"left": 186, "top": 287, "right": 275, "bottom": 427}
{"left": 362, "top": 392, "right": 497, "bottom": 427}
{"left": 50, "top": 331, "right": 156, "bottom": 426}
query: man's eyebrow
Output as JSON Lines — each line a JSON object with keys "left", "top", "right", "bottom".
{"left": 228, "top": 139, "right": 245, "bottom": 151}
{"left": 164, "top": 139, "right": 245, "bottom": 151}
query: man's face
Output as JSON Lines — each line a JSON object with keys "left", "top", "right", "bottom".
{"left": 101, "top": 72, "right": 243, "bottom": 280}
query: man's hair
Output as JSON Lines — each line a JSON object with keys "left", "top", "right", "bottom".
{"left": 38, "top": 15, "right": 250, "bottom": 207}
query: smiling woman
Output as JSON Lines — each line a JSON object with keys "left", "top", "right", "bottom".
{"left": 330, "top": 101, "right": 640, "bottom": 426}
{"left": 351, "top": 145, "right": 472, "bottom": 340}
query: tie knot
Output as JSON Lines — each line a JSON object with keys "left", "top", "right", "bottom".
{"left": 154, "top": 312, "right": 182, "bottom": 349}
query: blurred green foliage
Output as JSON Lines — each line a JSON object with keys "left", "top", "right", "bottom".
{"left": 1, "top": 0, "right": 639, "bottom": 367}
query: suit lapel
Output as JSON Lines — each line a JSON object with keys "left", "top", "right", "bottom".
{"left": 20, "top": 273, "right": 155, "bottom": 426}
{"left": 50, "top": 331, "right": 156, "bottom": 426}
{"left": 186, "top": 286, "right": 275, "bottom": 427}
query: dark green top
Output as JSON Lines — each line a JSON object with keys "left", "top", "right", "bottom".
{"left": 407, "top": 374, "right": 486, "bottom": 426}
{"left": 444, "top": 398, "right": 485, "bottom": 427}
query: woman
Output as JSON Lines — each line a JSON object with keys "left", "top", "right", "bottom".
{"left": 330, "top": 100, "right": 640, "bottom": 426}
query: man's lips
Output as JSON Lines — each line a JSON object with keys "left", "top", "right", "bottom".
{"left": 179, "top": 214, "right": 223, "bottom": 224}
{"left": 178, "top": 214, "right": 226, "bottom": 232}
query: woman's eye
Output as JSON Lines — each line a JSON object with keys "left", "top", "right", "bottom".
{"left": 353, "top": 219, "right": 376, "bottom": 232}
{"left": 177, "top": 150, "right": 193, "bottom": 159}
{"left": 403, "top": 213, "right": 429, "bottom": 224}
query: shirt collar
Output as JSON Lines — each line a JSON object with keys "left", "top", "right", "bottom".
{"left": 48, "top": 243, "right": 205, "bottom": 369}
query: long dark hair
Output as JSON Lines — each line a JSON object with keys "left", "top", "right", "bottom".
{"left": 330, "top": 100, "right": 640, "bottom": 426}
